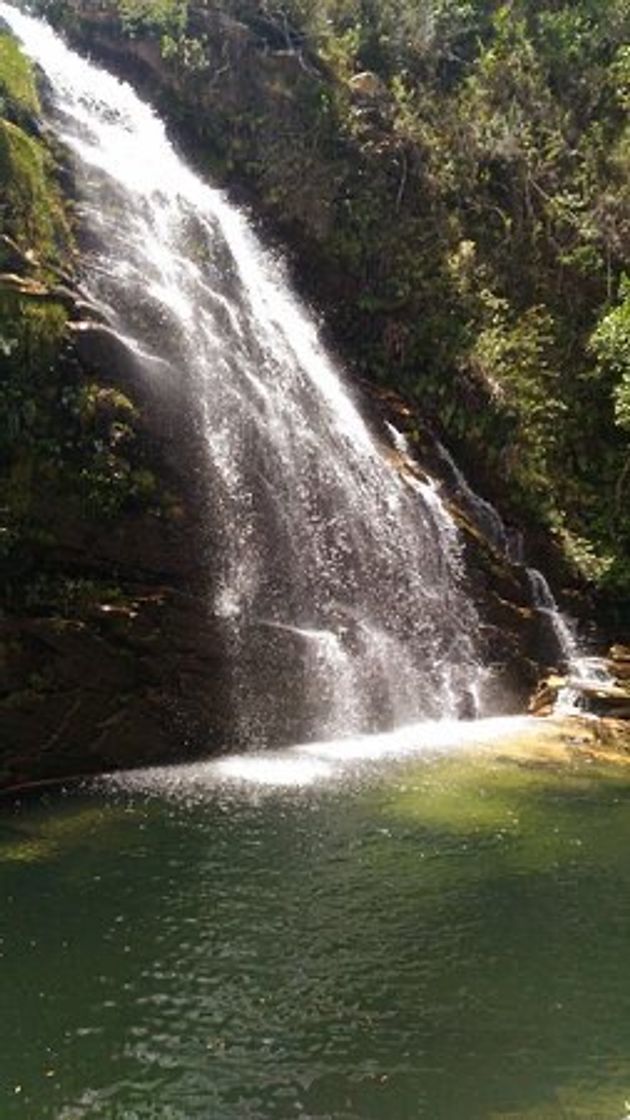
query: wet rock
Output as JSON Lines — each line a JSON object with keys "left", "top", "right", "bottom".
{"left": 1, "top": 278, "right": 220, "bottom": 790}
{"left": 0, "top": 271, "right": 50, "bottom": 297}
{"left": 0, "top": 589, "right": 230, "bottom": 791}
{"left": 0, "top": 233, "right": 38, "bottom": 272}
{"left": 358, "top": 378, "right": 555, "bottom": 713}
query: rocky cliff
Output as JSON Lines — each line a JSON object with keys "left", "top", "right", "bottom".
{"left": 0, "top": 13, "right": 608, "bottom": 790}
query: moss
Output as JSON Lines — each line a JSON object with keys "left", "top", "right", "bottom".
{"left": 0, "top": 119, "right": 69, "bottom": 258}
{"left": 0, "top": 294, "right": 69, "bottom": 551}
{"left": 0, "top": 33, "right": 70, "bottom": 261}
{"left": 0, "top": 294, "right": 68, "bottom": 450}
{"left": 0, "top": 32, "right": 40, "bottom": 121}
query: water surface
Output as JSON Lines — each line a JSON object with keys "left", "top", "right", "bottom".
{"left": 2, "top": 728, "right": 630, "bottom": 1119}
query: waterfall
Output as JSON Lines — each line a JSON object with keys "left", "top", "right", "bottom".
{"left": 526, "top": 567, "right": 577, "bottom": 666}
{"left": 429, "top": 436, "right": 583, "bottom": 674}
{"left": 434, "top": 440, "right": 591, "bottom": 688}
{"left": 525, "top": 568, "right": 613, "bottom": 711}
{"left": 524, "top": 570, "right": 612, "bottom": 700}
{"left": 431, "top": 441, "right": 616, "bottom": 709}
{"left": 430, "top": 438, "right": 614, "bottom": 709}
{"left": 2, "top": 4, "right": 486, "bottom": 745}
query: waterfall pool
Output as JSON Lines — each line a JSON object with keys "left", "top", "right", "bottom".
{"left": 2, "top": 721, "right": 630, "bottom": 1120}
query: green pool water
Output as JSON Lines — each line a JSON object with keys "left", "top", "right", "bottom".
{"left": 2, "top": 731, "right": 630, "bottom": 1120}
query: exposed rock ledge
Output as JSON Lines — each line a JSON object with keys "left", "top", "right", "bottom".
{"left": 1, "top": 591, "right": 229, "bottom": 789}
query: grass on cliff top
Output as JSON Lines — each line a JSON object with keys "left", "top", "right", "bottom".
{"left": 0, "top": 32, "right": 40, "bottom": 119}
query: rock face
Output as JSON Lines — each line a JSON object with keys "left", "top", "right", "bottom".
{"left": 2, "top": 369, "right": 557, "bottom": 791}
{"left": 0, "top": 288, "right": 235, "bottom": 788}
{"left": 358, "top": 381, "right": 558, "bottom": 712}
{"left": 2, "top": 593, "right": 231, "bottom": 789}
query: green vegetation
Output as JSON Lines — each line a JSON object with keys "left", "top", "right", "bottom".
{"left": 0, "top": 121, "right": 65, "bottom": 253}
{"left": 591, "top": 277, "right": 630, "bottom": 432}
{"left": 43, "top": 0, "right": 629, "bottom": 599}
{"left": 224, "top": 0, "right": 630, "bottom": 592}
{"left": 0, "top": 35, "right": 69, "bottom": 597}
{"left": 118, "top": 0, "right": 187, "bottom": 39}
{"left": 0, "top": 30, "right": 40, "bottom": 119}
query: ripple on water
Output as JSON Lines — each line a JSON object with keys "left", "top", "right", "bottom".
{"left": 4, "top": 722, "right": 630, "bottom": 1120}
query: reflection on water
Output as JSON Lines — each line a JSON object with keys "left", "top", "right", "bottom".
{"left": 2, "top": 729, "right": 630, "bottom": 1119}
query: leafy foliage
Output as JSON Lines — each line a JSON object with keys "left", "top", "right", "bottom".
{"left": 117, "top": 0, "right": 187, "bottom": 38}
{"left": 590, "top": 278, "right": 630, "bottom": 431}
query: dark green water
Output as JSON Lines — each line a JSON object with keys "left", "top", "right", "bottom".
{"left": 3, "top": 734, "right": 630, "bottom": 1120}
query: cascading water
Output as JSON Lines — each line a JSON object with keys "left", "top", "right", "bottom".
{"left": 526, "top": 567, "right": 577, "bottom": 667}
{"left": 431, "top": 438, "right": 615, "bottom": 710}
{"left": 433, "top": 438, "right": 510, "bottom": 557}
{"left": 525, "top": 568, "right": 613, "bottom": 711}
{"left": 523, "top": 570, "right": 611, "bottom": 703}
{"left": 2, "top": 4, "right": 486, "bottom": 745}
{"left": 433, "top": 438, "right": 582, "bottom": 678}
{"left": 433, "top": 440, "right": 604, "bottom": 703}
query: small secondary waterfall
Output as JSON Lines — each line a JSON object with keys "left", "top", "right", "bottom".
{"left": 3, "top": 5, "right": 486, "bottom": 744}
{"left": 433, "top": 440, "right": 510, "bottom": 557}
{"left": 526, "top": 567, "right": 577, "bottom": 666}
{"left": 432, "top": 437, "right": 612, "bottom": 702}
{"left": 526, "top": 568, "right": 612, "bottom": 711}
{"left": 525, "top": 568, "right": 605, "bottom": 711}
{"left": 433, "top": 440, "right": 585, "bottom": 677}
{"left": 433, "top": 438, "right": 617, "bottom": 711}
